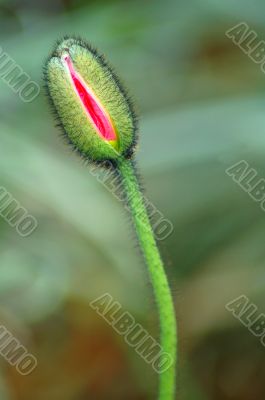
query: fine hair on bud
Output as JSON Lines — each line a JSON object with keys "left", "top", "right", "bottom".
{"left": 43, "top": 36, "right": 138, "bottom": 165}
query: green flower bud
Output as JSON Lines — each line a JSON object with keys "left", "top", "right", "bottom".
{"left": 44, "top": 37, "right": 137, "bottom": 163}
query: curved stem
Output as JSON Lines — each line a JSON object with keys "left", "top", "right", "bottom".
{"left": 117, "top": 158, "right": 177, "bottom": 400}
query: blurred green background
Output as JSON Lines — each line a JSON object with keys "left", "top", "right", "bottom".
{"left": 1, "top": 0, "right": 265, "bottom": 399}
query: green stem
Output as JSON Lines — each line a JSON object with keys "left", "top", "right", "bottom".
{"left": 117, "top": 158, "right": 177, "bottom": 400}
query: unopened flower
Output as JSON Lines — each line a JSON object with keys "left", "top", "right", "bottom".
{"left": 44, "top": 37, "right": 137, "bottom": 163}
{"left": 44, "top": 36, "right": 177, "bottom": 400}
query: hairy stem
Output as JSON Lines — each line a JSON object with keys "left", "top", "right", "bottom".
{"left": 117, "top": 158, "right": 177, "bottom": 400}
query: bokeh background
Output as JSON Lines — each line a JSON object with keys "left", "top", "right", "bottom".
{"left": 1, "top": 0, "right": 265, "bottom": 399}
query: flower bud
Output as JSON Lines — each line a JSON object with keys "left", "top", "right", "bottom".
{"left": 44, "top": 37, "right": 137, "bottom": 163}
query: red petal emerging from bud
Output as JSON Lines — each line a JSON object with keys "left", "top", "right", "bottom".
{"left": 63, "top": 54, "right": 117, "bottom": 142}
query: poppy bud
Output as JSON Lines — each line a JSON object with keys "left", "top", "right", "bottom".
{"left": 44, "top": 37, "right": 137, "bottom": 163}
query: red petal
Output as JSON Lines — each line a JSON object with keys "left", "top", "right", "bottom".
{"left": 63, "top": 54, "right": 117, "bottom": 141}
